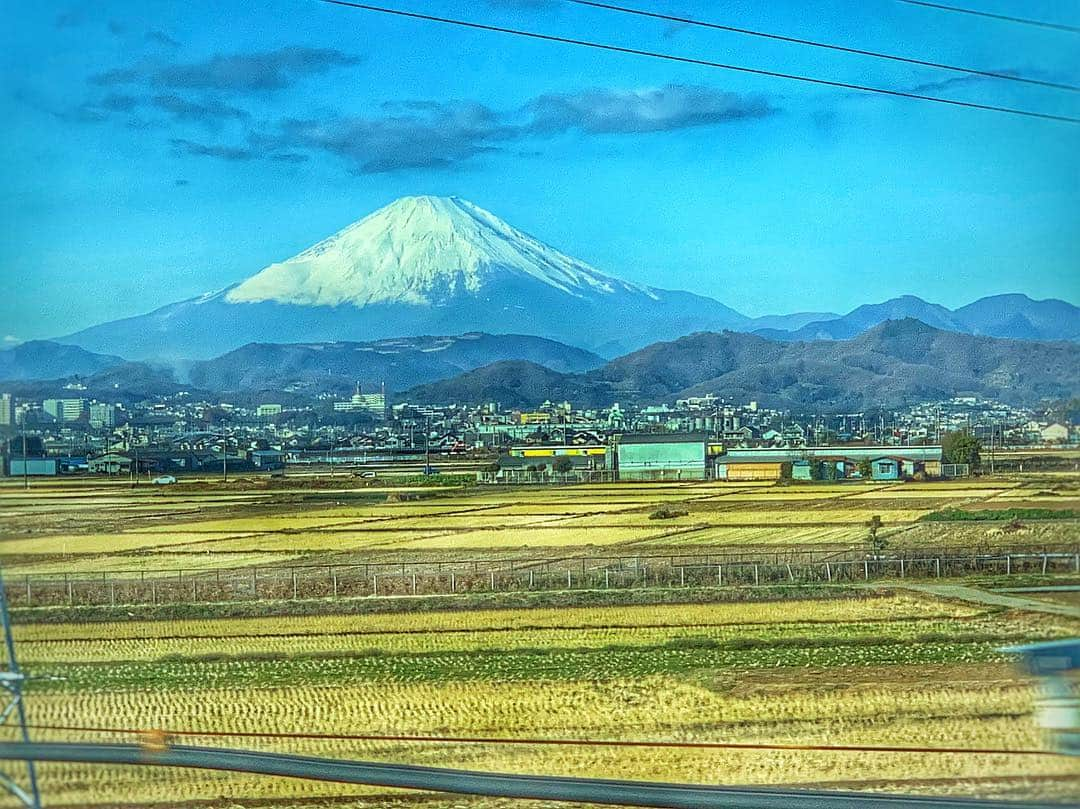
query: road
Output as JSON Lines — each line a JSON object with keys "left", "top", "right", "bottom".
{"left": 0, "top": 741, "right": 1068, "bottom": 809}
{"left": 898, "top": 583, "right": 1080, "bottom": 618}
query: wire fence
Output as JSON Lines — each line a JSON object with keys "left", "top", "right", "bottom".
{"left": 5, "top": 546, "right": 1078, "bottom": 609}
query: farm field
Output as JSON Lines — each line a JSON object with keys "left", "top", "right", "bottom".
{"left": 5, "top": 588, "right": 1079, "bottom": 807}
{"left": 3, "top": 475, "right": 1078, "bottom": 578}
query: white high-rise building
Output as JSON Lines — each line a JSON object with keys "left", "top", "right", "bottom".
{"left": 43, "top": 398, "right": 87, "bottom": 423}
{"left": 0, "top": 393, "right": 13, "bottom": 427}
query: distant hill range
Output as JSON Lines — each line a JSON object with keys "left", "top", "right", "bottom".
{"left": 404, "top": 320, "right": 1080, "bottom": 412}
{"left": 41, "top": 195, "right": 1077, "bottom": 361}
{"left": 186, "top": 333, "right": 604, "bottom": 395}
{"left": 753, "top": 294, "right": 1080, "bottom": 342}
{"left": 0, "top": 333, "right": 604, "bottom": 403}
{"left": 0, "top": 340, "right": 125, "bottom": 381}
{"left": 4, "top": 322, "right": 1077, "bottom": 413}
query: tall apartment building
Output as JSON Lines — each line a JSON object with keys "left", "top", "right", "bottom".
{"left": 43, "top": 398, "right": 88, "bottom": 423}
{"left": 0, "top": 393, "right": 14, "bottom": 428}
{"left": 89, "top": 403, "right": 118, "bottom": 428}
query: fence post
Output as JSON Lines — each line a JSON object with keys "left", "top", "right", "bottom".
{"left": 717, "top": 565, "right": 723, "bottom": 586}
{"left": 293, "top": 571, "right": 299, "bottom": 600}
{"left": 151, "top": 579, "right": 157, "bottom": 606}
{"left": 604, "top": 569, "right": 610, "bottom": 589}
{"left": 786, "top": 564, "right": 794, "bottom": 582}
{"left": 490, "top": 571, "right": 496, "bottom": 591}
{"left": 110, "top": 580, "right": 116, "bottom": 607}
{"left": 66, "top": 574, "right": 73, "bottom": 606}
{"left": 935, "top": 557, "right": 941, "bottom": 578}
{"left": 25, "top": 576, "right": 31, "bottom": 606}
{"left": 251, "top": 568, "right": 257, "bottom": 599}
{"left": 1075, "top": 554, "right": 1079, "bottom": 574}
{"left": 680, "top": 567, "right": 685, "bottom": 587}
{"left": 566, "top": 569, "right": 572, "bottom": 589}
{"left": 753, "top": 564, "right": 760, "bottom": 586}
{"left": 192, "top": 579, "right": 197, "bottom": 603}
{"left": 1042, "top": 554, "right": 1048, "bottom": 575}
{"left": 864, "top": 559, "right": 869, "bottom": 580}
{"left": 899, "top": 558, "right": 904, "bottom": 578}
{"left": 372, "top": 575, "right": 378, "bottom": 597}
{"left": 1006, "top": 555, "right": 1011, "bottom": 575}
{"left": 412, "top": 573, "right": 417, "bottom": 595}
{"left": 825, "top": 562, "right": 832, "bottom": 582}
{"left": 451, "top": 572, "right": 456, "bottom": 593}
{"left": 332, "top": 568, "right": 338, "bottom": 598}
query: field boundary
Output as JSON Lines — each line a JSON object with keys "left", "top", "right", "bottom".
{"left": 5, "top": 549, "right": 1078, "bottom": 609}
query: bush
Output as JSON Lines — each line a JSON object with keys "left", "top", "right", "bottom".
{"left": 649, "top": 505, "right": 690, "bottom": 520}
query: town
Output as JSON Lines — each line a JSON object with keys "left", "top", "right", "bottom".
{"left": 2, "top": 386, "right": 1075, "bottom": 482}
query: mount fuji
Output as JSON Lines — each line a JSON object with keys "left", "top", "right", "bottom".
{"left": 57, "top": 196, "right": 748, "bottom": 360}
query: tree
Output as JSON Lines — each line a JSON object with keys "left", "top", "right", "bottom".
{"left": 943, "top": 431, "right": 982, "bottom": 469}
{"left": 866, "top": 514, "right": 887, "bottom": 553}
{"left": 552, "top": 456, "right": 574, "bottom": 475}
{"left": 857, "top": 458, "right": 873, "bottom": 479}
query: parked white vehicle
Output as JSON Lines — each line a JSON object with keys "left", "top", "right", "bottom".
{"left": 151, "top": 475, "right": 177, "bottom": 485}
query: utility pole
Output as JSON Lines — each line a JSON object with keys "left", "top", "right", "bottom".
{"left": 21, "top": 422, "right": 28, "bottom": 492}
{"left": 0, "top": 561, "right": 41, "bottom": 808}
{"left": 425, "top": 415, "right": 431, "bottom": 473}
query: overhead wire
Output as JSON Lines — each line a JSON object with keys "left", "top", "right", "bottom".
{"left": 26, "top": 723, "right": 1068, "bottom": 757}
{"left": 896, "top": 1, "right": 1080, "bottom": 34}
{"left": 314, "top": 0, "right": 1080, "bottom": 125}
{"left": 564, "top": 0, "right": 1079, "bottom": 93}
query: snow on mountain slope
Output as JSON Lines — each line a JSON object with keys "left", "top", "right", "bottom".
{"left": 227, "top": 196, "right": 656, "bottom": 307}
{"left": 54, "top": 195, "right": 748, "bottom": 359}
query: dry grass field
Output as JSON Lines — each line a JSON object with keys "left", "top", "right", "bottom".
{"left": 2, "top": 475, "right": 1079, "bottom": 807}
{"left": 2, "top": 590, "right": 1077, "bottom": 806}
{"left": 3, "top": 475, "right": 1078, "bottom": 577}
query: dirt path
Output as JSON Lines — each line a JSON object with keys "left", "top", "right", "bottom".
{"left": 898, "top": 583, "right": 1080, "bottom": 618}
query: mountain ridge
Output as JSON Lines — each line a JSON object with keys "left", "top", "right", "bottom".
{"left": 405, "top": 319, "right": 1080, "bottom": 412}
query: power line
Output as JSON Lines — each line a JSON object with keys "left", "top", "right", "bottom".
{"left": 897, "top": 1, "right": 1080, "bottom": 34}
{"left": 564, "top": 0, "right": 1079, "bottom": 93}
{"left": 315, "top": 0, "right": 1080, "bottom": 125}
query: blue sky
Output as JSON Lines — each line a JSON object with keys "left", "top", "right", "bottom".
{"left": 2, "top": 0, "right": 1078, "bottom": 342}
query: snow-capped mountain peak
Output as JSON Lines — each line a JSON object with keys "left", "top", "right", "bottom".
{"left": 226, "top": 195, "right": 656, "bottom": 307}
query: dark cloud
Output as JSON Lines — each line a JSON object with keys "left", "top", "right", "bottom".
{"left": 154, "top": 47, "right": 361, "bottom": 92}
{"left": 170, "top": 138, "right": 256, "bottom": 161}
{"left": 526, "top": 85, "right": 777, "bottom": 134}
{"left": 99, "top": 93, "right": 141, "bottom": 112}
{"left": 174, "top": 178, "right": 190, "bottom": 186}
{"left": 90, "top": 47, "right": 360, "bottom": 94}
{"left": 259, "top": 101, "right": 512, "bottom": 173}
{"left": 151, "top": 94, "right": 249, "bottom": 123}
{"left": 90, "top": 67, "right": 142, "bottom": 86}
{"left": 54, "top": 9, "right": 85, "bottom": 28}
{"left": 146, "top": 30, "right": 181, "bottom": 48}
{"left": 115, "top": 81, "right": 776, "bottom": 174}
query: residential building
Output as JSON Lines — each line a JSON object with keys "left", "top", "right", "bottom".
{"left": 89, "top": 403, "right": 118, "bottom": 428}
{"left": 43, "top": 398, "right": 87, "bottom": 423}
{"left": 88, "top": 453, "right": 133, "bottom": 475}
{"left": 1041, "top": 423, "right": 1069, "bottom": 444}
{"left": 257, "top": 404, "right": 283, "bottom": 418}
{"left": 0, "top": 393, "right": 14, "bottom": 428}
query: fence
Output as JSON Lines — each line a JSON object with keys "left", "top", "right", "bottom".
{"left": 5, "top": 547, "right": 1078, "bottom": 609}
